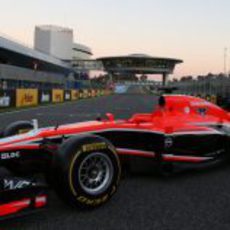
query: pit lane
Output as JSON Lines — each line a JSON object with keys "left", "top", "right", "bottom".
{"left": 1, "top": 92, "right": 230, "bottom": 230}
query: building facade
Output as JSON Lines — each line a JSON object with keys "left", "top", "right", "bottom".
{"left": 34, "top": 25, "right": 93, "bottom": 62}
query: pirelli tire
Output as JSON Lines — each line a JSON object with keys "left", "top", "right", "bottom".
{"left": 52, "top": 135, "right": 121, "bottom": 209}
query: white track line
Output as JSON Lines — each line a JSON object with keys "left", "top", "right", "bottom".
{"left": 0, "top": 101, "right": 79, "bottom": 116}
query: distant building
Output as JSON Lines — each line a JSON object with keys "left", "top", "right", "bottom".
{"left": 34, "top": 25, "right": 73, "bottom": 61}
{"left": 97, "top": 54, "right": 183, "bottom": 85}
{"left": 34, "top": 25, "right": 92, "bottom": 62}
{"left": 73, "top": 43, "right": 92, "bottom": 60}
{"left": 0, "top": 25, "right": 93, "bottom": 89}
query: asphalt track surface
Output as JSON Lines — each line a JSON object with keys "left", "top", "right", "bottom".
{"left": 1, "top": 91, "right": 230, "bottom": 230}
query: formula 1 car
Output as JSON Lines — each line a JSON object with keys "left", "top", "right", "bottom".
{"left": 0, "top": 94, "right": 230, "bottom": 219}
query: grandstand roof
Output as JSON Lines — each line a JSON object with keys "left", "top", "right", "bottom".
{"left": 97, "top": 54, "right": 183, "bottom": 75}
{"left": 0, "top": 35, "right": 72, "bottom": 74}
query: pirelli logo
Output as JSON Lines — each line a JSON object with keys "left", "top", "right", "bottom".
{"left": 82, "top": 142, "right": 107, "bottom": 152}
{"left": 77, "top": 195, "right": 108, "bottom": 206}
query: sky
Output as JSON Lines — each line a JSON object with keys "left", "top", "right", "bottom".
{"left": 1, "top": 0, "right": 230, "bottom": 78}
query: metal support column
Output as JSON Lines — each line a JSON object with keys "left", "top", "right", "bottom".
{"left": 162, "top": 73, "right": 168, "bottom": 86}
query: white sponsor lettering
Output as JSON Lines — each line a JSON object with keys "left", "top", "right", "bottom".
{"left": 184, "top": 106, "right": 190, "bottom": 114}
{"left": 41, "top": 93, "right": 50, "bottom": 102}
{"left": 165, "top": 137, "right": 173, "bottom": 148}
{"left": 0, "top": 151, "right": 20, "bottom": 160}
{"left": 4, "top": 179, "right": 30, "bottom": 190}
{"left": 65, "top": 93, "right": 70, "bottom": 100}
{"left": 0, "top": 94, "right": 10, "bottom": 107}
{"left": 190, "top": 101, "right": 210, "bottom": 106}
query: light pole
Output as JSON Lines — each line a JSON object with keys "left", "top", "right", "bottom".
{"left": 224, "top": 47, "right": 228, "bottom": 76}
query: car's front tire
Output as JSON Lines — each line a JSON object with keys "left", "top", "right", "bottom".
{"left": 3, "top": 120, "right": 34, "bottom": 137}
{"left": 51, "top": 135, "right": 121, "bottom": 209}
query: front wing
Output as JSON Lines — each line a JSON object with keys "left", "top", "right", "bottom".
{"left": 0, "top": 176, "right": 48, "bottom": 220}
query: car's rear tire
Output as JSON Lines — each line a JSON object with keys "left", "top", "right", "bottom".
{"left": 51, "top": 135, "right": 121, "bottom": 209}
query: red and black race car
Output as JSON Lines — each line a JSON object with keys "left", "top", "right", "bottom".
{"left": 0, "top": 94, "right": 230, "bottom": 219}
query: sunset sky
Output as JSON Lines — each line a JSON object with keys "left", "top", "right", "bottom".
{"left": 1, "top": 0, "right": 230, "bottom": 78}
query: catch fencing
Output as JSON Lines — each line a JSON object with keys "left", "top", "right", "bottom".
{"left": 169, "top": 77, "right": 230, "bottom": 107}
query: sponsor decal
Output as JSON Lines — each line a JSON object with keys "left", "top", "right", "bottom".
{"left": 71, "top": 90, "right": 79, "bottom": 100}
{"left": 41, "top": 92, "right": 50, "bottom": 103}
{"left": 164, "top": 137, "right": 173, "bottom": 148}
{"left": 65, "top": 92, "right": 71, "bottom": 100}
{"left": 197, "top": 107, "right": 207, "bottom": 116}
{"left": 0, "top": 151, "right": 20, "bottom": 160}
{"left": 24, "top": 93, "right": 33, "bottom": 103}
{"left": 83, "top": 89, "right": 88, "bottom": 98}
{"left": 82, "top": 142, "right": 107, "bottom": 152}
{"left": 3, "top": 179, "right": 30, "bottom": 190}
{"left": 52, "top": 89, "right": 64, "bottom": 103}
{"left": 184, "top": 106, "right": 190, "bottom": 114}
{"left": 0, "top": 94, "right": 10, "bottom": 107}
{"left": 16, "top": 89, "right": 38, "bottom": 107}
{"left": 77, "top": 195, "right": 108, "bottom": 206}
{"left": 205, "top": 149, "right": 225, "bottom": 157}
{"left": 190, "top": 101, "right": 210, "bottom": 107}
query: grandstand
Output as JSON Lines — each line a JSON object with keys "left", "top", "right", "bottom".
{"left": 97, "top": 54, "right": 183, "bottom": 85}
{"left": 0, "top": 25, "right": 94, "bottom": 90}
{"left": 169, "top": 73, "right": 230, "bottom": 108}
{"left": 0, "top": 26, "right": 109, "bottom": 109}
{"left": 0, "top": 35, "right": 73, "bottom": 89}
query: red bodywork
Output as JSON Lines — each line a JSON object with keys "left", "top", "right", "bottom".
{"left": 0, "top": 95, "right": 230, "bottom": 218}
{"left": 0, "top": 95, "right": 229, "bottom": 162}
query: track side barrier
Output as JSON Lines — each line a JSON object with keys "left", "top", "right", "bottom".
{"left": 0, "top": 90, "right": 15, "bottom": 108}
{"left": 64, "top": 90, "right": 71, "bottom": 102}
{"left": 87, "top": 89, "right": 92, "bottom": 98}
{"left": 83, "top": 89, "right": 89, "bottom": 99}
{"left": 91, "top": 89, "right": 96, "bottom": 97}
{"left": 104, "top": 89, "right": 112, "bottom": 96}
{"left": 96, "top": 90, "right": 101, "bottom": 97}
{"left": 78, "top": 89, "right": 83, "bottom": 99}
{"left": 16, "top": 89, "right": 38, "bottom": 108}
{"left": 39, "top": 90, "right": 52, "bottom": 104}
{"left": 0, "top": 87, "right": 111, "bottom": 110}
{"left": 52, "top": 89, "right": 64, "bottom": 103}
{"left": 71, "top": 90, "right": 79, "bottom": 101}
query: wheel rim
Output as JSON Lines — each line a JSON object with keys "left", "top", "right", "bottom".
{"left": 78, "top": 152, "right": 114, "bottom": 195}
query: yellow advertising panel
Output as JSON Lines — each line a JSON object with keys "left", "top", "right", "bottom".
{"left": 16, "top": 89, "right": 38, "bottom": 108}
{"left": 71, "top": 90, "right": 79, "bottom": 101}
{"left": 52, "top": 89, "right": 64, "bottom": 103}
